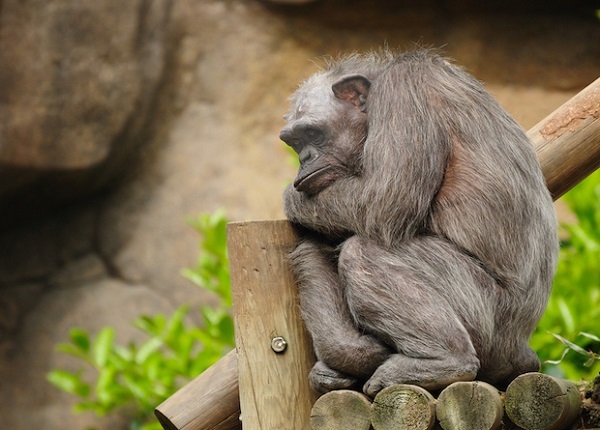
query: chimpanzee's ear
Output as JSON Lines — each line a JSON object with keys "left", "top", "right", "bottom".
{"left": 332, "top": 75, "right": 371, "bottom": 111}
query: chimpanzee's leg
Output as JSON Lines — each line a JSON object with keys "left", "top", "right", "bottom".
{"left": 290, "top": 237, "right": 391, "bottom": 393}
{"left": 338, "top": 235, "right": 498, "bottom": 397}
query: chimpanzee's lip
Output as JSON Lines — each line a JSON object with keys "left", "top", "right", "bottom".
{"left": 294, "top": 165, "right": 334, "bottom": 191}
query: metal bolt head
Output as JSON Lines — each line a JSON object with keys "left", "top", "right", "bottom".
{"left": 271, "top": 336, "right": 287, "bottom": 353}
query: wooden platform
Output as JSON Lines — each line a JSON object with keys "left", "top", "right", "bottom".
{"left": 155, "top": 77, "right": 600, "bottom": 430}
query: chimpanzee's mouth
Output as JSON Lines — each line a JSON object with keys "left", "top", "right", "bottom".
{"left": 294, "top": 165, "right": 334, "bottom": 192}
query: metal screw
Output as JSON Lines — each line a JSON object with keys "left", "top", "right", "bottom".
{"left": 271, "top": 336, "right": 288, "bottom": 353}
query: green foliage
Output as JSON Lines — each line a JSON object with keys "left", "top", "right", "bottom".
{"left": 532, "top": 169, "right": 600, "bottom": 380}
{"left": 47, "top": 210, "right": 234, "bottom": 429}
{"left": 545, "top": 332, "right": 600, "bottom": 369}
{"left": 182, "top": 210, "right": 232, "bottom": 307}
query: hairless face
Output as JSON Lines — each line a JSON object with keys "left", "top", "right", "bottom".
{"left": 280, "top": 74, "right": 370, "bottom": 195}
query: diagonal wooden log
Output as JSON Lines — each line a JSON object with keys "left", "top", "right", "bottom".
{"left": 530, "top": 77, "right": 600, "bottom": 199}
{"left": 154, "top": 349, "right": 240, "bottom": 430}
{"left": 154, "top": 76, "right": 600, "bottom": 430}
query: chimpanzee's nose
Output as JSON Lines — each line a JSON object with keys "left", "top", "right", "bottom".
{"left": 279, "top": 128, "right": 293, "bottom": 144}
{"left": 298, "top": 146, "right": 319, "bottom": 165}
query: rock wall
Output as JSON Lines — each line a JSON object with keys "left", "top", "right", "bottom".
{"left": 0, "top": 1, "right": 598, "bottom": 428}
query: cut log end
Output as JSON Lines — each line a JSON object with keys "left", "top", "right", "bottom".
{"left": 371, "top": 384, "right": 436, "bottom": 430}
{"left": 436, "top": 381, "right": 503, "bottom": 430}
{"left": 310, "top": 390, "right": 372, "bottom": 430}
{"left": 504, "top": 372, "right": 582, "bottom": 430}
{"left": 154, "top": 409, "right": 179, "bottom": 430}
{"left": 154, "top": 349, "right": 240, "bottom": 430}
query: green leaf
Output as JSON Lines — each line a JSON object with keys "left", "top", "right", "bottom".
{"left": 181, "top": 268, "right": 203, "bottom": 288}
{"left": 218, "top": 315, "right": 235, "bottom": 344}
{"left": 69, "top": 328, "right": 91, "bottom": 352}
{"left": 135, "top": 314, "right": 166, "bottom": 337}
{"left": 96, "top": 367, "right": 121, "bottom": 408}
{"left": 579, "top": 332, "right": 600, "bottom": 343}
{"left": 93, "top": 327, "right": 115, "bottom": 367}
{"left": 136, "top": 337, "right": 163, "bottom": 364}
{"left": 56, "top": 343, "right": 90, "bottom": 361}
{"left": 544, "top": 348, "right": 570, "bottom": 365}
{"left": 74, "top": 401, "right": 105, "bottom": 415}
{"left": 47, "top": 370, "right": 91, "bottom": 397}
{"left": 122, "top": 374, "right": 151, "bottom": 406}
{"left": 144, "top": 354, "right": 163, "bottom": 381}
{"left": 114, "top": 344, "right": 134, "bottom": 362}
{"left": 165, "top": 306, "right": 189, "bottom": 345}
{"left": 140, "top": 421, "right": 165, "bottom": 430}
{"left": 557, "top": 299, "right": 575, "bottom": 334}
{"left": 551, "top": 333, "right": 589, "bottom": 355}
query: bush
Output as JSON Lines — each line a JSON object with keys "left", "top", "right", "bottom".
{"left": 531, "top": 170, "right": 600, "bottom": 380}
{"left": 47, "top": 211, "right": 234, "bottom": 430}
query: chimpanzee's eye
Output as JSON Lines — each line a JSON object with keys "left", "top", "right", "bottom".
{"left": 305, "top": 128, "right": 324, "bottom": 144}
{"left": 286, "top": 138, "right": 301, "bottom": 150}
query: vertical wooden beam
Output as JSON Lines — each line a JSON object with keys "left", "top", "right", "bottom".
{"left": 228, "top": 220, "right": 317, "bottom": 430}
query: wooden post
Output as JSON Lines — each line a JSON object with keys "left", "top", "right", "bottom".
{"left": 155, "top": 349, "right": 240, "bottom": 430}
{"left": 528, "top": 77, "right": 600, "bottom": 200}
{"left": 310, "top": 390, "right": 372, "bottom": 430}
{"left": 228, "top": 220, "right": 317, "bottom": 429}
{"left": 371, "top": 385, "right": 437, "bottom": 430}
{"left": 504, "top": 372, "right": 582, "bottom": 430}
{"left": 436, "top": 381, "right": 504, "bottom": 430}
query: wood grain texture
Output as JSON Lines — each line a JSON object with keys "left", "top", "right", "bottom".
{"left": 311, "top": 390, "right": 372, "bottom": 430}
{"left": 371, "top": 384, "right": 436, "bottom": 430}
{"left": 528, "top": 77, "right": 600, "bottom": 200}
{"left": 154, "top": 349, "right": 240, "bottom": 430}
{"left": 228, "top": 220, "right": 317, "bottom": 430}
{"left": 436, "top": 381, "right": 503, "bottom": 430}
{"left": 504, "top": 372, "right": 582, "bottom": 430}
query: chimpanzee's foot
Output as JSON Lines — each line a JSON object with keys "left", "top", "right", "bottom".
{"left": 490, "top": 344, "right": 541, "bottom": 390}
{"left": 363, "top": 353, "right": 479, "bottom": 397}
{"left": 309, "top": 361, "right": 359, "bottom": 394}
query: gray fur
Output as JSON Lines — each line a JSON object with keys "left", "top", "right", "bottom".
{"left": 281, "top": 49, "right": 558, "bottom": 397}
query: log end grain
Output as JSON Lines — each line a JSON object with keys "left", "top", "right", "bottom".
{"left": 371, "top": 384, "right": 436, "bottom": 430}
{"left": 504, "top": 372, "right": 582, "bottom": 430}
{"left": 436, "top": 381, "right": 503, "bottom": 430}
{"left": 310, "top": 390, "right": 372, "bottom": 430}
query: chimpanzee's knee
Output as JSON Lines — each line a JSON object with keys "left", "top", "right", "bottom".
{"left": 338, "top": 235, "right": 373, "bottom": 275}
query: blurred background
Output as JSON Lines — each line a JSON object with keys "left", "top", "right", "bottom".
{"left": 0, "top": 1, "right": 599, "bottom": 429}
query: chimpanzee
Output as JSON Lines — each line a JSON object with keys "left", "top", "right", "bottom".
{"left": 281, "top": 49, "right": 558, "bottom": 397}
